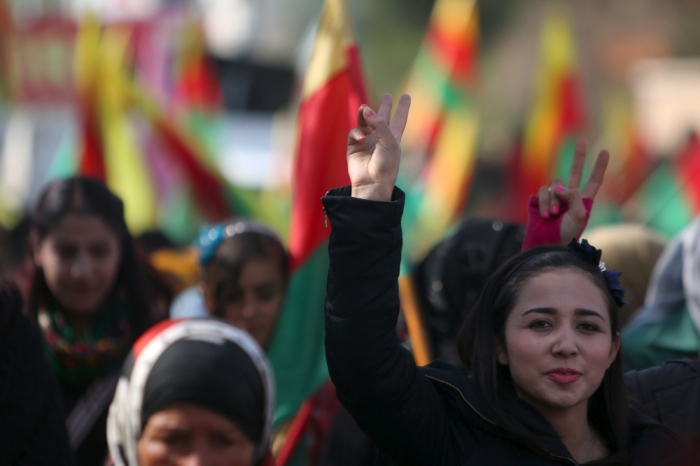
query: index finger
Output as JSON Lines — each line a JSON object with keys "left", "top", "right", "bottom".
{"left": 567, "top": 139, "right": 587, "bottom": 189}
{"left": 356, "top": 104, "right": 373, "bottom": 134}
{"left": 582, "top": 149, "right": 610, "bottom": 199}
{"left": 389, "top": 94, "right": 411, "bottom": 142}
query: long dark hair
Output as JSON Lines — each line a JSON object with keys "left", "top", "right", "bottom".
{"left": 30, "top": 176, "right": 155, "bottom": 336}
{"left": 457, "top": 245, "right": 629, "bottom": 461}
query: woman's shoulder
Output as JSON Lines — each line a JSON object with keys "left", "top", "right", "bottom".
{"left": 629, "top": 412, "right": 698, "bottom": 466}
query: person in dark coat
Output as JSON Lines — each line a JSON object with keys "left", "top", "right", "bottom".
{"left": 0, "top": 279, "right": 74, "bottom": 465}
{"left": 28, "top": 177, "right": 164, "bottom": 466}
{"left": 323, "top": 94, "right": 690, "bottom": 465}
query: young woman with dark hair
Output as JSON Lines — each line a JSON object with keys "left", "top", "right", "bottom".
{"left": 170, "top": 220, "right": 288, "bottom": 350}
{"left": 30, "top": 176, "right": 164, "bottom": 465}
{"left": 322, "top": 94, "right": 688, "bottom": 465}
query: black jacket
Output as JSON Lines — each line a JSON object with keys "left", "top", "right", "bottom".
{"left": 0, "top": 281, "right": 74, "bottom": 466}
{"left": 323, "top": 187, "right": 688, "bottom": 466}
{"left": 625, "top": 360, "right": 700, "bottom": 462}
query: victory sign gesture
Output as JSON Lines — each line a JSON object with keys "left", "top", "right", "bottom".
{"left": 348, "top": 93, "right": 411, "bottom": 202}
{"left": 536, "top": 140, "right": 609, "bottom": 243}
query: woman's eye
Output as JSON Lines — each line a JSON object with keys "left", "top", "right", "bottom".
{"left": 529, "top": 320, "right": 552, "bottom": 329}
{"left": 577, "top": 322, "right": 600, "bottom": 332}
{"left": 55, "top": 245, "right": 77, "bottom": 260}
{"left": 256, "top": 284, "right": 279, "bottom": 301}
{"left": 90, "top": 245, "right": 111, "bottom": 258}
{"left": 210, "top": 433, "right": 236, "bottom": 447}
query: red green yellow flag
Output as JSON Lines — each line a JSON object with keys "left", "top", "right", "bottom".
{"left": 510, "top": 10, "right": 585, "bottom": 223}
{"left": 401, "top": 0, "right": 479, "bottom": 263}
{"left": 268, "top": 0, "right": 368, "bottom": 432}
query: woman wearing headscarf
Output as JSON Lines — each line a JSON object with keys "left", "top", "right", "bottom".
{"left": 622, "top": 217, "right": 700, "bottom": 371}
{"left": 107, "top": 318, "right": 275, "bottom": 466}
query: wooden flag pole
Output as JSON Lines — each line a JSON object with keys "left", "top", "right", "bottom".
{"left": 398, "top": 275, "right": 433, "bottom": 366}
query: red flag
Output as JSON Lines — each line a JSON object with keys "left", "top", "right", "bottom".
{"left": 289, "top": 0, "right": 368, "bottom": 271}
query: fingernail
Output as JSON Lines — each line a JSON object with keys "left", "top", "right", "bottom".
{"left": 555, "top": 186, "right": 565, "bottom": 193}
{"left": 551, "top": 205, "right": 559, "bottom": 215}
{"left": 364, "top": 108, "right": 375, "bottom": 117}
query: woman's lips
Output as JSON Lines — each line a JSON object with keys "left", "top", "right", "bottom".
{"left": 546, "top": 368, "right": 581, "bottom": 384}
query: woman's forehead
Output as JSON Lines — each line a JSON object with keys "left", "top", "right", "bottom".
{"left": 512, "top": 269, "right": 609, "bottom": 316}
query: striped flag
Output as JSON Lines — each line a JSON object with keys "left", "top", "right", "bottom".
{"left": 401, "top": 0, "right": 480, "bottom": 262}
{"left": 510, "top": 10, "right": 585, "bottom": 223}
{"left": 268, "top": 0, "right": 367, "bottom": 431}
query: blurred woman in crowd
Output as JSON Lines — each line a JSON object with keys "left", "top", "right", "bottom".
{"left": 622, "top": 217, "right": 700, "bottom": 371}
{"left": 107, "top": 318, "right": 274, "bottom": 466}
{"left": 170, "top": 220, "right": 287, "bottom": 350}
{"left": 322, "top": 94, "right": 688, "bottom": 465}
{"left": 414, "top": 218, "right": 525, "bottom": 366}
{"left": 29, "top": 177, "right": 164, "bottom": 465}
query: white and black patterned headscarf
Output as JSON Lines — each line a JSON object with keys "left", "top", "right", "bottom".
{"left": 107, "top": 319, "right": 274, "bottom": 465}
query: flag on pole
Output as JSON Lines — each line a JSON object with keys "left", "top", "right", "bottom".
{"left": 510, "top": 10, "right": 585, "bottom": 223}
{"left": 394, "top": 0, "right": 479, "bottom": 367}
{"left": 268, "top": 0, "right": 367, "bottom": 430}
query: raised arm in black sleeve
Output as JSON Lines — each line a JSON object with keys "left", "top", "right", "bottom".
{"left": 323, "top": 186, "right": 458, "bottom": 465}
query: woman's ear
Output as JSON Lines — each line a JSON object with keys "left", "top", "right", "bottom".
{"left": 608, "top": 332, "right": 621, "bottom": 367}
{"left": 30, "top": 231, "right": 43, "bottom": 268}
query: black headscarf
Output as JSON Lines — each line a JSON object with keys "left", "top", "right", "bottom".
{"left": 107, "top": 319, "right": 274, "bottom": 465}
{"left": 414, "top": 219, "right": 524, "bottom": 365}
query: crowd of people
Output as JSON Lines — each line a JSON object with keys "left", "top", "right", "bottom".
{"left": 0, "top": 92, "right": 699, "bottom": 465}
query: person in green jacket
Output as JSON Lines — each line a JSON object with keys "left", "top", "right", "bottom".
{"left": 622, "top": 218, "right": 700, "bottom": 371}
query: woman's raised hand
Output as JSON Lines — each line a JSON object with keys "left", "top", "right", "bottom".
{"left": 536, "top": 140, "right": 609, "bottom": 243}
{"left": 347, "top": 93, "right": 411, "bottom": 201}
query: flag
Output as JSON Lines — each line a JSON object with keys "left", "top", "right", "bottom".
{"left": 70, "top": 16, "right": 230, "bottom": 236}
{"left": 510, "top": 10, "right": 585, "bottom": 223}
{"left": 598, "top": 89, "right": 655, "bottom": 206}
{"left": 632, "top": 133, "right": 700, "bottom": 238}
{"left": 585, "top": 89, "right": 656, "bottom": 228}
{"left": 268, "top": 0, "right": 367, "bottom": 431}
{"left": 401, "top": 0, "right": 480, "bottom": 263}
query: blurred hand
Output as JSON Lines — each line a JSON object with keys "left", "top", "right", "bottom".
{"left": 536, "top": 140, "right": 609, "bottom": 243}
{"left": 347, "top": 93, "right": 411, "bottom": 201}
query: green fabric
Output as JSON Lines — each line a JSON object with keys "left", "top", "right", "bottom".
{"left": 39, "top": 297, "right": 134, "bottom": 389}
{"left": 621, "top": 305, "right": 700, "bottom": 371}
{"left": 636, "top": 163, "right": 694, "bottom": 238}
{"left": 267, "top": 244, "right": 329, "bottom": 426}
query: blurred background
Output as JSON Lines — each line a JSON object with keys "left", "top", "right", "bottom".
{"left": 2, "top": 0, "right": 700, "bottom": 249}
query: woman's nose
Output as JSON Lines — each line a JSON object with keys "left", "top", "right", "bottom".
{"left": 552, "top": 328, "right": 578, "bottom": 357}
{"left": 70, "top": 254, "right": 90, "bottom": 277}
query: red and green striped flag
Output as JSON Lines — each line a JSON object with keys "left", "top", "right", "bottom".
{"left": 268, "top": 0, "right": 367, "bottom": 431}
{"left": 509, "top": 9, "right": 585, "bottom": 223}
{"left": 588, "top": 89, "right": 655, "bottom": 228}
{"left": 400, "top": 0, "right": 480, "bottom": 263}
{"left": 631, "top": 133, "right": 700, "bottom": 238}
{"left": 396, "top": 0, "right": 480, "bottom": 366}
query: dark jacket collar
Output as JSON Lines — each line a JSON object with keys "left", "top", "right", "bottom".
{"left": 420, "top": 360, "right": 577, "bottom": 463}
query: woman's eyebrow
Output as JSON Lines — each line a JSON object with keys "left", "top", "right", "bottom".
{"left": 522, "top": 307, "right": 556, "bottom": 317}
{"left": 521, "top": 308, "right": 606, "bottom": 321}
{"left": 575, "top": 309, "right": 605, "bottom": 321}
